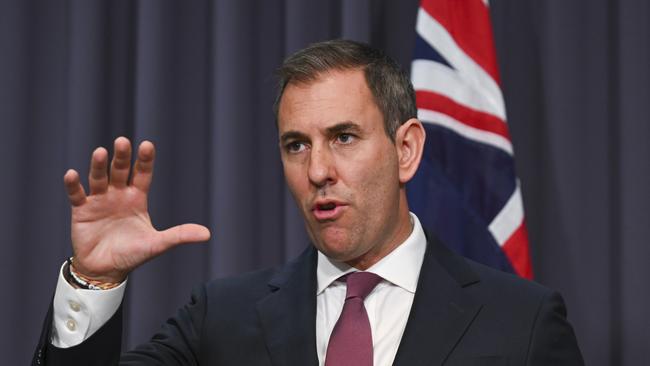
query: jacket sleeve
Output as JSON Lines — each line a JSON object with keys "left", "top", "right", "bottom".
{"left": 33, "top": 302, "right": 122, "bottom": 366}
{"left": 526, "top": 291, "right": 585, "bottom": 365}
{"left": 33, "top": 285, "right": 208, "bottom": 366}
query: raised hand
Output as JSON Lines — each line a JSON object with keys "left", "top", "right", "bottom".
{"left": 63, "top": 137, "right": 210, "bottom": 283}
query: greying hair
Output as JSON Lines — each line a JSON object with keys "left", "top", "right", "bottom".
{"left": 273, "top": 39, "right": 417, "bottom": 140}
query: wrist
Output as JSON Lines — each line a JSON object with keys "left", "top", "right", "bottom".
{"left": 64, "top": 257, "right": 124, "bottom": 290}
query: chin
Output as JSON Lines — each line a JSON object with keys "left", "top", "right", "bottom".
{"left": 320, "top": 242, "right": 371, "bottom": 266}
{"left": 307, "top": 223, "right": 362, "bottom": 259}
{"left": 313, "top": 236, "right": 355, "bottom": 261}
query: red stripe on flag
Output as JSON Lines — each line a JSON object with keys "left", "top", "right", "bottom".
{"left": 416, "top": 90, "right": 511, "bottom": 140}
{"left": 420, "top": 0, "right": 500, "bottom": 84}
{"left": 502, "top": 222, "right": 533, "bottom": 279}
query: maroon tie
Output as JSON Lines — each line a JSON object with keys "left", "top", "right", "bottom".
{"left": 325, "top": 272, "right": 383, "bottom": 366}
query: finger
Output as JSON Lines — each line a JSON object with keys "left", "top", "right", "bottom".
{"left": 131, "top": 140, "right": 155, "bottom": 192}
{"left": 88, "top": 147, "right": 109, "bottom": 194}
{"left": 153, "top": 224, "right": 211, "bottom": 255}
{"left": 63, "top": 169, "right": 87, "bottom": 207}
{"left": 109, "top": 136, "right": 132, "bottom": 188}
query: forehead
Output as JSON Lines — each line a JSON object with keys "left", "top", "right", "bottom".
{"left": 277, "top": 69, "right": 382, "bottom": 133}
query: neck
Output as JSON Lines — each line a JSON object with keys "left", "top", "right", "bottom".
{"left": 345, "top": 204, "right": 413, "bottom": 270}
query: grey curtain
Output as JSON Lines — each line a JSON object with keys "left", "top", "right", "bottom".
{"left": 0, "top": 0, "right": 647, "bottom": 365}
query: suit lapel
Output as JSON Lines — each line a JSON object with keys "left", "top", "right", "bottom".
{"left": 256, "top": 247, "right": 319, "bottom": 366}
{"left": 393, "top": 235, "right": 483, "bottom": 366}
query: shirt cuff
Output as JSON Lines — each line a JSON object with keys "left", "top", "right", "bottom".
{"left": 51, "top": 261, "right": 126, "bottom": 348}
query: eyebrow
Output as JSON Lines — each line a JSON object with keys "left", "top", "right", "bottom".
{"left": 325, "top": 121, "right": 362, "bottom": 136}
{"left": 279, "top": 131, "right": 308, "bottom": 144}
{"left": 279, "top": 121, "right": 362, "bottom": 144}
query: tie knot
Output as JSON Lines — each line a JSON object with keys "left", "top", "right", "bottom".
{"left": 343, "top": 272, "right": 382, "bottom": 300}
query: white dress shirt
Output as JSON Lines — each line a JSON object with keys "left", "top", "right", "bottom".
{"left": 52, "top": 213, "right": 427, "bottom": 366}
{"left": 51, "top": 262, "right": 126, "bottom": 348}
{"left": 316, "top": 212, "right": 426, "bottom": 365}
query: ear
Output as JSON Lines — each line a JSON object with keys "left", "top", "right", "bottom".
{"left": 394, "top": 118, "right": 426, "bottom": 184}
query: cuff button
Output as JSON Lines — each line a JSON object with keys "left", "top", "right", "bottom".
{"left": 69, "top": 300, "right": 81, "bottom": 312}
{"left": 65, "top": 319, "right": 77, "bottom": 331}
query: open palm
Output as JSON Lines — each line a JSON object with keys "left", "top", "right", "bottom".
{"left": 64, "top": 137, "right": 210, "bottom": 283}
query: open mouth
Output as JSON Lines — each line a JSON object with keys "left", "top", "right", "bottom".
{"left": 318, "top": 202, "right": 337, "bottom": 211}
{"left": 312, "top": 200, "right": 346, "bottom": 221}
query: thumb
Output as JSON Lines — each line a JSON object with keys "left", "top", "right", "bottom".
{"left": 155, "top": 223, "right": 211, "bottom": 254}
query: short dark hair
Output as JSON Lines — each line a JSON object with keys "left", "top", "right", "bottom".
{"left": 273, "top": 39, "right": 417, "bottom": 140}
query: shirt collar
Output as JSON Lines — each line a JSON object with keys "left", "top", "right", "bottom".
{"left": 316, "top": 212, "right": 427, "bottom": 294}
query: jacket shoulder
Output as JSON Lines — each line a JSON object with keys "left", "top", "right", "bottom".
{"left": 202, "top": 245, "right": 316, "bottom": 300}
{"left": 465, "top": 258, "right": 553, "bottom": 301}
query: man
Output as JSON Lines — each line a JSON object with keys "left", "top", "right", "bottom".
{"left": 33, "top": 40, "right": 583, "bottom": 365}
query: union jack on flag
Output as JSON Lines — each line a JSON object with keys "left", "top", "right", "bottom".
{"left": 407, "top": 0, "right": 533, "bottom": 278}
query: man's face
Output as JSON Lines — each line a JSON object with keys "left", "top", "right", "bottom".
{"left": 277, "top": 69, "right": 408, "bottom": 268}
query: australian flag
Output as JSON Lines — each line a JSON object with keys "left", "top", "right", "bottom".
{"left": 407, "top": 0, "right": 533, "bottom": 278}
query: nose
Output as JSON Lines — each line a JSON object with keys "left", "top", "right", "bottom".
{"left": 308, "top": 144, "right": 337, "bottom": 188}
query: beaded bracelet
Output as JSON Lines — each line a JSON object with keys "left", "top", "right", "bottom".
{"left": 66, "top": 257, "right": 122, "bottom": 290}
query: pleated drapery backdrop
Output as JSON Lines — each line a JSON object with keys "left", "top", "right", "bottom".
{"left": 1, "top": 1, "right": 648, "bottom": 365}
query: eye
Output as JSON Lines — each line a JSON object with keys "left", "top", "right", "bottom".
{"left": 336, "top": 133, "right": 355, "bottom": 144}
{"left": 285, "top": 141, "right": 306, "bottom": 153}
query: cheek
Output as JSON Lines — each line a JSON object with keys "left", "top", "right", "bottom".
{"left": 345, "top": 148, "right": 399, "bottom": 205}
{"left": 283, "top": 164, "right": 307, "bottom": 199}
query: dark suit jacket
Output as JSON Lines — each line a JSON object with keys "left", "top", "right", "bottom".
{"left": 33, "top": 235, "right": 584, "bottom": 365}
